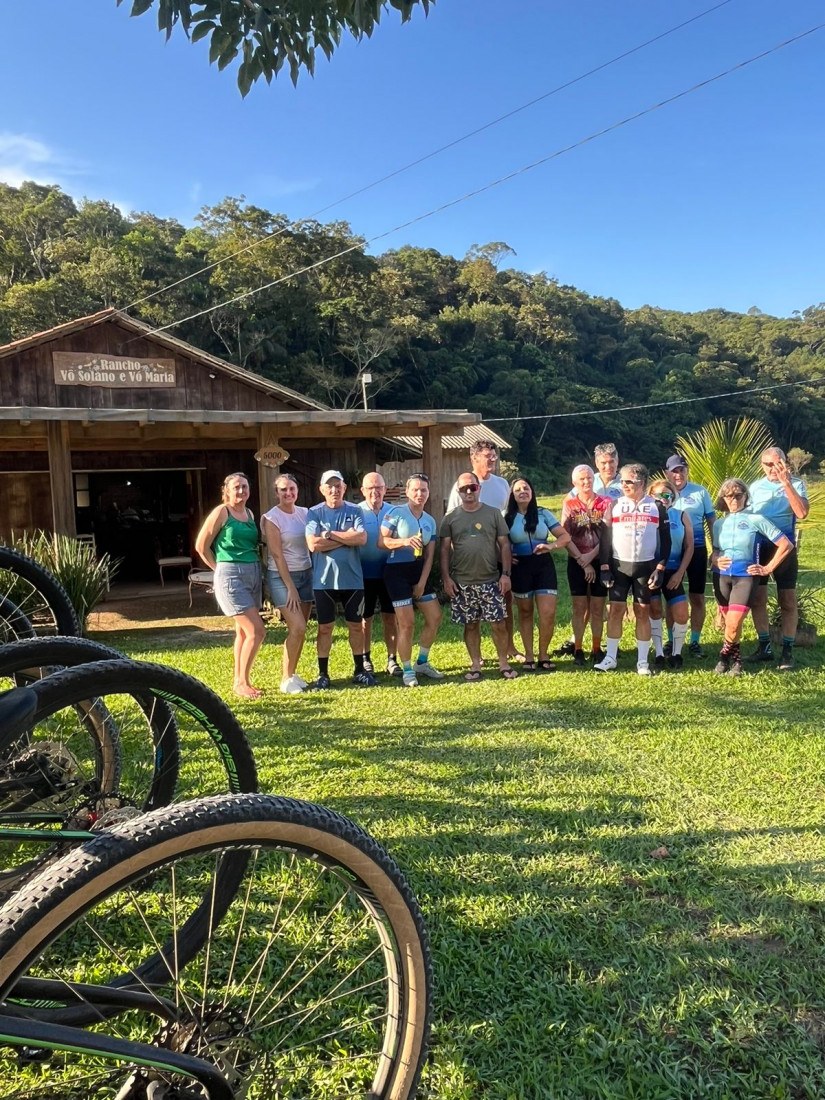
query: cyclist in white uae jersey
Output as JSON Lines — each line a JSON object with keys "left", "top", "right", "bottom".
{"left": 593, "top": 463, "right": 671, "bottom": 676}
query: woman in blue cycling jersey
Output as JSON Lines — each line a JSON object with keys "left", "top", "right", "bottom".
{"left": 648, "top": 479, "right": 693, "bottom": 670}
{"left": 711, "top": 477, "right": 792, "bottom": 676}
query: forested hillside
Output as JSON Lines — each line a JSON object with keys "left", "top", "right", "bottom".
{"left": 2, "top": 181, "right": 823, "bottom": 485}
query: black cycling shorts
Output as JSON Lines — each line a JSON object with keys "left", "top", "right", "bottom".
{"left": 314, "top": 588, "right": 365, "bottom": 625}
{"left": 685, "top": 545, "right": 709, "bottom": 595}
{"left": 609, "top": 559, "right": 657, "bottom": 605}
{"left": 567, "top": 556, "right": 608, "bottom": 599}
{"left": 757, "top": 543, "right": 798, "bottom": 591}
{"left": 362, "top": 576, "right": 394, "bottom": 617}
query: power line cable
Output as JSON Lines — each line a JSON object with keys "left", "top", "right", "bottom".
{"left": 127, "top": 20, "right": 825, "bottom": 344}
{"left": 485, "top": 376, "right": 825, "bottom": 424}
{"left": 121, "top": 0, "right": 735, "bottom": 312}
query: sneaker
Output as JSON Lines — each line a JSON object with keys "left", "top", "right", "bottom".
{"left": 778, "top": 646, "right": 795, "bottom": 671}
{"left": 554, "top": 640, "right": 575, "bottom": 657}
{"left": 280, "top": 675, "right": 305, "bottom": 695}
{"left": 402, "top": 671, "right": 419, "bottom": 688}
{"left": 668, "top": 654, "right": 683, "bottom": 670}
{"left": 654, "top": 654, "right": 666, "bottom": 670}
{"left": 727, "top": 659, "right": 743, "bottom": 677}
{"left": 293, "top": 674, "right": 308, "bottom": 689}
{"left": 386, "top": 657, "right": 403, "bottom": 677}
{"left": 714, "top": 656, "right": 730, "bottom": 675}
{"left": 352, "top": 670, "right": 377, "bottom": 688}
{"left": 593, "top": 655, "right": 617, "bottom": 672}
{"left": 688, "top": 641, "right": 704, "bottom": 658}
{"left": 663, "top": 641, "right": 673, "bottom": 658}
{"left": 310, "top": 674, "right": 333, "bottom": 690}
{"left": 746, "top": 642, "right": 773, "bottom": 663}
{"left": 573, "top": 649, "right": 586, "bottom": 667}
{"left": 362, "top": 657, "right": 375, "bottom": 675}
{"left": 415, "top": 661, "right": 445, "bottom": 680}
{"left": 592, "top": 648, "right": 606, "bottom": 664}
{"left": 637, "top": 662, "right": 652, "bottom": 676}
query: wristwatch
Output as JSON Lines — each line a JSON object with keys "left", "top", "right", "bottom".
{"left": 502, "top": 570, "right": 511, "bottom": 577}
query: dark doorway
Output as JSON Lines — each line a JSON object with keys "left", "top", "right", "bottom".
{"left": 81, "top": 471, "right": 192, "bottom": 582}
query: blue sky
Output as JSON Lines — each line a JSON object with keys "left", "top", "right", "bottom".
{"left": 0, "top": 0, "right": 823, "bottom": 318}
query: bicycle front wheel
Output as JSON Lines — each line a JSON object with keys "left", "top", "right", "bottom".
{"left": 0, "top": 793, "right": 432, "bottom": 1099}
{"left": 0, "top": 547, "right": 80, "bottom": 642}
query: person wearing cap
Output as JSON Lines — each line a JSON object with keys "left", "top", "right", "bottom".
{"left": 358, "top": 472, "right": 399, "bottom": 677}
{"left": 665, "top": 454, "right": 715, "bottom": 657}
{"left": 305, "top": 470, "right": 372, "bottom": 689}
{"left": 746, "top": 446, "right": 809, "bottom": 670}
{"left": 440, "top": 471, "right": 517, "bottom": 681}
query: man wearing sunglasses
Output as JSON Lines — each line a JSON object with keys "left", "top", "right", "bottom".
{"left": 593, "top": 463, "right": 671, "bottom": 675}
{"left": 747, "top": 447, "right": 809, "bottom": 669}
{"left": 665, "top": 455, "right": 716, "bottom": 658}
{"left": 440, "top": 472, "right": 517, "bottom": 681}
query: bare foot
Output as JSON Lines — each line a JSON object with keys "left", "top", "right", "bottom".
{"left": 233, "top": 684, "right": 263, "bottom": 699}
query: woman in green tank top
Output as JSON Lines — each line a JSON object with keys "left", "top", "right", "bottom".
{"left": 195, "top": 472, "right": 265, "bottom": 698}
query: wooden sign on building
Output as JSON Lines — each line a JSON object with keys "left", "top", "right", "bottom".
{"left": 53, "top": 351, "right": 176, "bottom": 388}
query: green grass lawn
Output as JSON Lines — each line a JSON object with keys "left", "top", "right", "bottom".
{"left": 93, "top": 520, "right": 825, "bottom": 1099}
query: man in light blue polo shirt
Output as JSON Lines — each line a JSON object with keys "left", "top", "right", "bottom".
{"left": 358, "top": 472, "right": 398, "bottom": 677}
{"left": 747, "top": 446, "right": 809, "bottom": 669}
{"left": 305, "top": 470, "right": 372, "bottom": 689}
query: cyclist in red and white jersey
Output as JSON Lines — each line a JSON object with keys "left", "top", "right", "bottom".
{"left": 594, "top": 463, "right": 671, "bottom": 675}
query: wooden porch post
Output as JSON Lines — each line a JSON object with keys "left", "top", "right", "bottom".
{"left": 256, "top": 426, "right": 279, "bottom": 518}
{"left": 46, "top": 420, "right": 76, "bottom": 536}
{"left": 421, "top": 427, "right": 445, "bottom": 520}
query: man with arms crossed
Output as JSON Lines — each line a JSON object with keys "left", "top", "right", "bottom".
{"left": 747, "top": 446, "right": 809, "bottom": 670}
{"left": 305, "top": 470, "right": 373, "bottom": 689}
{"left": 440, "top": 471, "right": 517, "bottom": 681}
{"left": 665, "top": 455, "right": 715, "bottom": 657}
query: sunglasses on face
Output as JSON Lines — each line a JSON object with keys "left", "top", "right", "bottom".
{"left": 620, "top": 478, "right": 641, "bottom": 485}
{"left": 458, "top": 484, "right": 480, "bottom": 494}
{"left": 723, "top": 493, "right": 745, "bottom": 501}
{"left": 762, "top": 461, "right": 777, "bottom": 468}
{"left": 654, "top": 492, "right": 674, "bottom": 501}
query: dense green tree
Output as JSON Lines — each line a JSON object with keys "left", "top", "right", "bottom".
{"left": 119, "top": 0, "right": 433, "bottom": 95}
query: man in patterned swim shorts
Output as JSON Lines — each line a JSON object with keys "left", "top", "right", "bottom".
{"left": 439, "top": 471, "right": 518, "bottom": 681}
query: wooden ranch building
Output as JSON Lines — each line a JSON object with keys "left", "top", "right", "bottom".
{"left": 0, "top": 309, "right": 480, "bottom": 581}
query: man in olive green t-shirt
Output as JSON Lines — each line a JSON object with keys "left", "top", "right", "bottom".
{"left": 439, "top": 472, "right": 517, "bottom": 681}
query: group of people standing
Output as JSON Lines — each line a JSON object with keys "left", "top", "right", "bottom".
{"left": 194, "top": 437, "right": 808, "bottom": 696}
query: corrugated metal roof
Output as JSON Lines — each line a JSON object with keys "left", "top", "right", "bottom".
{"left": 393, "top": 422, "right": 511, "bottom": 453}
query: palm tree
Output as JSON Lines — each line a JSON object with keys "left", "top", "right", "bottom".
{"left": 673, "top": 418, "right": 773, "bottom": 499}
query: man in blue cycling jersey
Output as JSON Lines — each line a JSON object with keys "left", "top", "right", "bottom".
{"left": 665, "top": 455, "right": 715, "bottom": 657}
{"left": 747, "top": 446, "right": 809, "bottom": 670}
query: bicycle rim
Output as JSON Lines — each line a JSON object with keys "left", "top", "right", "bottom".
{"left": 0, "top": 794, "right": 431, "bottom": 1099}
{"left": 0, "top": 548, "right": 80, "bottom": 642}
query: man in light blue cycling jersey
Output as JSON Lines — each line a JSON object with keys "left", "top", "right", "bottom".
{"left": 747, "top": 446, "right": 809, "bottom": 670}
{"left": 665, "top": 455, "right": 715, "bottom": 657}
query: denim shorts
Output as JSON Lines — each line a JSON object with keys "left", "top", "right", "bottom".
{"left": 266, "top": 567, "right": 313, "bottom": 607}
{"left": 213, "top": 561, "right": 262, "bottom": 617}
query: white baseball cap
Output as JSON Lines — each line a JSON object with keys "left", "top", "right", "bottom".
{"left": 320, "top": 469, "right": 345, "bottom": 484}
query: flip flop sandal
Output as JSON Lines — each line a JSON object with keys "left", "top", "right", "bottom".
{"left": 536, "top": 660, "right": 556, "bottom": 672}
{"left": 522, "top": 661, "right": 537, "bottom": 672}
{"left": 464, "top": 669, "right": 483, "bottom": 682}
{"left": 500, "top": 668, "right": 519, "bottom": 680}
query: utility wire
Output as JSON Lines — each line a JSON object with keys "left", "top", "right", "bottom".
{"left": 121, "top": 0, "right": 735, "bottom": 312}
{"left": 485, "top": 376, "right": 825, "bottom": 424}
{"left": 129, "top": 20, "right": 825, "bottom": 344}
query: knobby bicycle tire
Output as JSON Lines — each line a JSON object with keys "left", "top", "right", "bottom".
{"left": 0, "top": 547, "right": 80, "bottom": 642}
{"left": 0, "top": 659, "right": 255, "bottom": 894}
{"left": 0, "top": 792, "right": 432, "bottom": 1099}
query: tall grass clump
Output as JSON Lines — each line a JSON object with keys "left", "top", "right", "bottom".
{"left": 13, "top": 532, "right": 119, "bottom": 631}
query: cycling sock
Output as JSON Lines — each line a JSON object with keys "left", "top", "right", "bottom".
{"left": 364, "top": 649, "right": 371, "bottom": 663}
{"left": 605, "top": 637, "right": 620, "bottom": 661}
{"left": 649, "top": 619, "right": 664, "bottom": 657}
{"left": 782, "top": 635, "right": 795, "bottom": 648}
{"left": 757, "top": 632, "right": 771, "bottom": 646}
{"left": 416, "top": 646, "right": 430, "bottom": 665}
{"left": 636, "top": 639, "right": 651, "bottom": 664}
{"left": 318, "top": 657, "right": 329, "bottom": 677}
{"left": 353, "top": 653, "right": 365, "bottom": 673}
{"left": 690, "top": 629, "right": 701, "bottom": 645}
{"left": 672, "top": 623, "right": 689, "bottom": 656}
{"left": 402, "top": 660, "right": 414, "bottom": 672}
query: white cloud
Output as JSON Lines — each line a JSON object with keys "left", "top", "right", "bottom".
{"left": 251, "top": 172, "right": 320, "bottom": 199}
{"left": 0, "top": 131, "right": 82, "bottom": 190}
